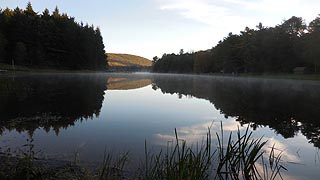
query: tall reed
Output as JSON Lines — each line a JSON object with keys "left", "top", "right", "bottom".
{"left": 142, "top": 123, "right": 287, "bottom": 180}
{"left": 143, "top": 128, "right": 214, "bottom": 180}
{"left": 215, "top": 123, "right": 287, "bottom": 180}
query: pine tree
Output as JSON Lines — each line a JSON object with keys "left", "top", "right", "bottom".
{"left": 25, "top": 2, "right": 37, "bottom": 16}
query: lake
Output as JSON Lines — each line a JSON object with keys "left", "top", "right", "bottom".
{"left": 0, "top": 73, "right": 320, "bottom": 179}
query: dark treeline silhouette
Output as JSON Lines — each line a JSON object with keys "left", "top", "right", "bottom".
{"left": 152, "top": 50, "right": 194, "bottom": 73}
{"left": 0, "top": 74, "right": 108, "bottom": 135}
{"left": 0, "top": 3, "right": 107, "bottom": 70}
{"left": 152, "top": 75, "right": 320, "bottom": 148}
{"left": 153, "top": 16, "right": 320, "bottom": 74}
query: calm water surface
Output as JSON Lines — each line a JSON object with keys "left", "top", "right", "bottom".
{"left": 0, "top": 73, "right": 320, "bottom": 179}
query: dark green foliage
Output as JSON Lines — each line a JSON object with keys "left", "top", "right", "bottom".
{"left": 0, "top": 31, "right": 6, "bottom": 62}
{"left": 153, "top": 53, "right": 194, "bottom": 73}
{"left": 303, "top": 15, "right": 320, "bottom": 73}
{"left": 13, "top": 42, "right": 27, "bottom": 64}
{"left": 0, "top": 3, "right": 107, "bottom": 71}
{"left": 153, "top": 16, "right": 320, "bottom": 74}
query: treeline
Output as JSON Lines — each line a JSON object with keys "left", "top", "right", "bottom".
{"left": 153, "top": 16, "right": 320, "bottom": 74}
{"left": 0, "top": 3, "right": 107, "bottom": 71}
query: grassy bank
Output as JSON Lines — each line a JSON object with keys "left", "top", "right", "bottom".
{"left": 2, "top": 62, "right": 320, "bottom": 81}
{"left": 210, "top": 73, "right": 320, "bottom": 81}
{"left": 0, "top": 125, "right": 286, "bottom": 180}
{"left": 0, "top": 63, "right": 104, "bottom": 73}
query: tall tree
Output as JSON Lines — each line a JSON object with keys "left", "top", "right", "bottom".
{"left": 308, "top": 15, "right": 320, "bottom": 33}
{"left": 280, "top": 16, "right": 306, "bottom": 37}
{"left": 52, "top": 6, "right": 60, "bottom": 18}
{"left": 24, "top": 2, "right": 37, "bottom": 16}
{"left": 303, "top": 15, "right": 320, "bottom": 73}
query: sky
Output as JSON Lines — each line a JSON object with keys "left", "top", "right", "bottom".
{"left": 1, "top": 0, "right": 320, "bottom": 59}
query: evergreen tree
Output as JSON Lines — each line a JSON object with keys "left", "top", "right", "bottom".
{"left": 24, "top": 2, "right": 37, "bottom": 16}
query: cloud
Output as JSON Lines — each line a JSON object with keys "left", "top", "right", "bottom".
{"left": 153, "top": 121, "right": 214, "bottom": 145}
{"left": 262, "top": 137, "right": 301, "bottom": 163}
{"left": 152, "top": 120, "right": 301, "bottom": 164}
{"left": 156, "top": 0, "right": 255, "bottom": 28}
{"left": 159, "top": 0, "right": 230, "bottom": 26}
{"left": 153, "top": 120, "right": 246, "bottom": 146}
{"left": 155, "top": 0, "right": 320, "bottom": 31}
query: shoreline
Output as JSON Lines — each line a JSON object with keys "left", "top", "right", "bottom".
{"left": 1, "top": 62, "right": 320, "bottom": 81}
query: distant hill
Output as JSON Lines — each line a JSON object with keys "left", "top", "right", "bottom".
{"left": 107, "top": 53, "right": 152, "bottom": 67}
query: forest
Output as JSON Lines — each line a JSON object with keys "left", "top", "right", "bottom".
{"left": 153, "top": 16, "right": 320, "bottom": 74}
{"left": 0, "top": 3, "right": 107, "bottom": 71}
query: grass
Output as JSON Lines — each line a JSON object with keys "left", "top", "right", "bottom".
{"left": 0, "top": 63, "right": 32, "bottom": 72}
{"left": 0, "top": 138, "right": 88, "bottom": 180}
{"left": 98, "top": 149, "right": 129, "bottom": 180}
{"left": 0, "top": 63, "right": 105, "bottom": 73}
{"left": 141, "top": 124, "right": 286, "bottom": 180}
{"left": 0, "top": 124, "right": 287, "bottom": 180}
{"left": 214, "top": 123, "right": 286, "bottom": 180}
{"left": 202, "top": 72, "right": 320, "bottom": 81}
{"left": 142, "top": 128, "right": 214, "bottom": 180}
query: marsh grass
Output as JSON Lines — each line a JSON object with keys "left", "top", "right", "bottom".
{"left": 142, "top": 128, "right": 214, "bottom": 180}
{"left": 98, "top": 149, "right": 129, "bottom": 180}
{"left": 215, "top": 123, "right": 287, "bottom": 180}
{"left": 0, "top": 138, "right": 88, "bottom": 180}
{"left": 0, "top": 124, "right": 287, "bottom": 180}
{"left": 0, "top": 138, "right": 57, "bottom": 180}
{"left": 141, "top": 124, "right": 286, "bottom": 180}
{"left": 261, "top": 145, "right": 287, "bottom": 180}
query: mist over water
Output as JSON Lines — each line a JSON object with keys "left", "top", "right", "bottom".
{"left": 0, "top": 73, "right": 320, "bottom": 179}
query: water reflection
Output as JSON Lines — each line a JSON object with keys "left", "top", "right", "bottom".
{"left": 1, "top": 74, "right": 320, "bottom": 148}
{"left": 0, "top": 74, "right": 108, "bottom": 135}
{"left": 107, "top": 77, "right": 152, "bottom": 90}
{"left": 0, "top": 74, "right": 152, "bottom": 136}
{"left": 0, "top": 73, "right": 320, "bottom": 179}
{"left": 1, "top": 74, "right": 320, "bottom": 145}
{"left": 152, "top": 75, "right": 320, "bottom": 148}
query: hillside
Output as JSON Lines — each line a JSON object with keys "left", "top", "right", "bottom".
{"left": 107, "top": 53, "right": 152, "bottom": 67}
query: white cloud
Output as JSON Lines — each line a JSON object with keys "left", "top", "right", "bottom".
{"left": 152, "top": 120, "right": 301, "bottom": 164}
{"left": 262, "top": 137, "right": 301, "bottom": 163}
{"left": 153, "top": 120, "right": 245, "bottom": 146}
{"left": 159, "top": 0, "right": 231, "bottom": 26}
{"left": 155, "top": 0, "right": 320, "bottom": 30}
{"left": 156, "top": 0, "right": 255, "bottom": 29}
